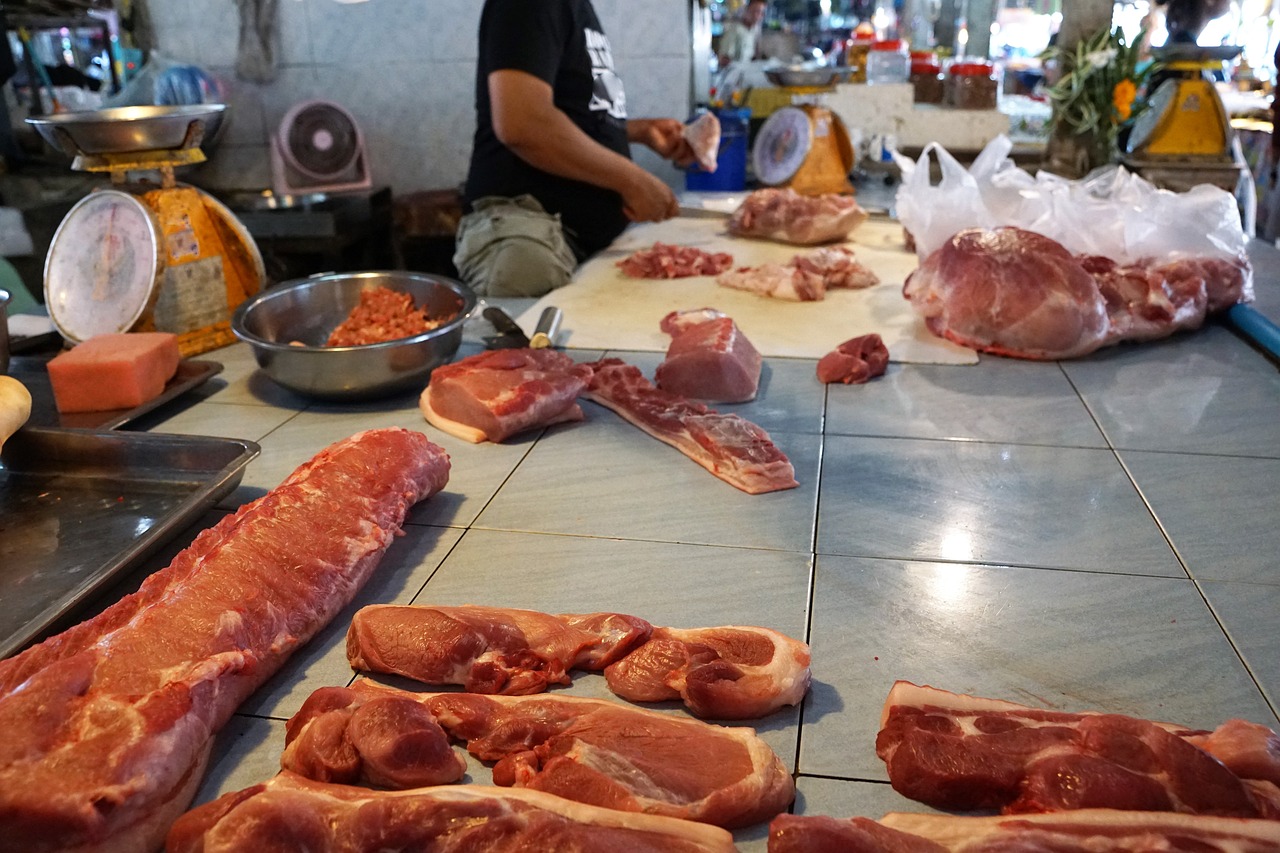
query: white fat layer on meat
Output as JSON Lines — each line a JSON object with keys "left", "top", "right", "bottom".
{"left": 565, "top": 740, "right": 678, "bottom": 804}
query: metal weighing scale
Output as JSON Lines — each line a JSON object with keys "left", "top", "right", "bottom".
{"left": 753, "top": 74, "right": 855, "bottom": 196}
{"left": 1122, "top": 45, "right": 1247, "bottom": 195}
{"left": 27, "top": 105, "right": 265, "bottom": 357}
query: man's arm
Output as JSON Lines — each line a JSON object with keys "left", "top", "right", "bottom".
{"left": 489, "top": 69, "right": 678, "bottom": 222}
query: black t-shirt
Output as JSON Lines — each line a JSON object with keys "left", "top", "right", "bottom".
{"left": 463, "top": 0, "right": 632, "bottom": 259}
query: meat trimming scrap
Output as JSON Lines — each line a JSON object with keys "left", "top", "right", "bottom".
{"left": 0, "top": 428, "right": 451, "bottom": 853}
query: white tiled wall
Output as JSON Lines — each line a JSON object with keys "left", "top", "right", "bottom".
{"left": 149, "top": 0, "right": 693, "bottom": 195}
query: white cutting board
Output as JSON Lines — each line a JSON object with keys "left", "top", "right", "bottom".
{"left": 516, "top": 216, "right": 978, "bottom": 365}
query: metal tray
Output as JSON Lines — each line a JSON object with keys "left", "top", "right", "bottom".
{"left": 5, "top": 355, "right": 222, "bottom": 430}
{"left": 0, "top": 427, "right": 260, "bottom": 658}
{"left": 26, "top": 104, "right": 227, "bottom": 155}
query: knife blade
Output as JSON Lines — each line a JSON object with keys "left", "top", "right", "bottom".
{"left": 482, "top": 306, "right": 530, "bottom": 349}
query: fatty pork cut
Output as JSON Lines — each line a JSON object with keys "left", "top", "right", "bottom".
{"left": 421, "top": 348, "right": 591, "bottom": 443}
{"left": 168, "top": 772, "right": 738, "bottom": 853}
{"left": 729, "top": 188, "right": 869, "bottom": 245}
{"left": 717, "top": 246, "right": 880, "bottom": 302}
{"left": 768, "top": 810, "right": 1280, "bottom": 852}
{"left": 283, "top": 681, "right": 796, "bottom": 829}
{"left": 903, "top": 226, "right": 1252, "bottom": 359}
{"left": 347, "top": 604, "right": 811, "bottom": 719}
{"left": 0, "top": 428, "right": 451, "bottom": 853}
{"left": 656, "top": 308, "right": 763, "bottom": 403}
{"left": 876, "top": 681, "right": 1280, "bottom": 818}
{"left": 582, "top": 357, "right": 798, "bottom": 494}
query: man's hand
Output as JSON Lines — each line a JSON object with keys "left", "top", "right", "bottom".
{"left": 618, "top": 169, "right": 679, "bottom": 222}
{"left": 629, "top": 118, "right": 696, "bottom": 167}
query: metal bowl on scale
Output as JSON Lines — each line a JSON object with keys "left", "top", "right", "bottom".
{"left": 764, "top": 64, "right": 854, "bottom": 89}
{"left": 26, "top": 104, "right": 227, "bottom": 155}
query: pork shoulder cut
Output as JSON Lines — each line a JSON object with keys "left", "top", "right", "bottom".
{"left": 167, "top": 771, "right": 739, "bottom": 853}
{"left": 0, "top": 428, "right": 451, "bottom": 853}
{"left": 729, "top": 188, "right": 869, "bottom": 245}
{"left": 656, "top": 308, "right": 763, "bottom": 403}
{"left": 876, "top": 681, "right": 1280, "bottom": 818}
{"left": 768, "top": 810, "right": 1280, "bottom": 852}
{"left": 421, "top": 348, "right": 591, "bottom": 443}
{"left": 283, "top": 681, "right": 796, "bottom": 828}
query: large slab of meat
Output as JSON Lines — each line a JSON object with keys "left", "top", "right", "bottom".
{"left": 168, "top": 771, "right": 738, "bottom": 853}
{"left": 768, "top": 810, "right": 1280, "bottom": 852}
{"left": 618, "top": 242, "right": 735, "bottom": 278}
{"left": 903, "top": 226, "right": 1252, "bottom": 359}
{"left": 282, "top": 681, "right": 795, "bottom": 828}
{"left": 876, "top": 681, "right": 1280, "bottom": 818}
{"left": 717, "top": 246, "right": 880, "bottom": 302}
{"left": 581, "top": 357, "right": 798, "bottom": 494}
{"left": 347, "top": 604, "right": 811, "bottom": 719}
{"left": 728, "top": 188, "right": 869, "bottom": 245}
{"left": 655, "top": 308, "right": 763, "bottom": 403}
{"left": 0, "top": 428, "right": 451, "bottom": 853}
{"left": 420, "top": 348, "right": 591, "bottom": 443}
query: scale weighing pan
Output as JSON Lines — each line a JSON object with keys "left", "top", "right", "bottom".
{"left": 27, "top": 104, "right": 226, "bottom": 156}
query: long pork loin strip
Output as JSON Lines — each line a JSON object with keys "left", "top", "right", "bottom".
{"left": 768, "top": 810, "right": 1280, "bottom": 852}
{"left": 877, "top": 681, "right": 1280, "bottom": 818}
{"left": 167, "top": 772, "right": 738, "bottom": 853}
{"left": 581, "top": 357, "right": 798, "bottom": 494}
{"left": 0, "top": 427, "right": 451, "bottom": 853}
{"left": 282, "top": 681, "right": 795, "bottom": 829}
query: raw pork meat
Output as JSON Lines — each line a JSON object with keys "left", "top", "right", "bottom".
{"left": 876, "top": 681, "right": 1280, "bottom": 818}
{"left": 421, "top": 348, "right": 591, "bottom": 443}
{"left": 656, "top": 308, "right": 763, "bottom": 403}
{"left": 0, "top": 428, "right": 450, "bottom": 853}
{"left": 816, "top": 333, "right": 889, "bottom": 384}
{"left": 768, "top": 810, "right": 1280, "bottom": 852}
{"left": 791, "top": 246, "right": 880, "bottom": 290}
{"left": 284, "top": 681, "right": 796, "bottom": 828}
{"left": 718, "top": 246, "right": 880, "bottom": 302}
{"left": 618, "top": 242, "right": 735, "bottom": 278}
{"left": 347, "top": 605, "right": 653, "bottom": 694}
{"left": 729, "top": 188, "right": 869, "bottom": 245}
{"left": 168, "top": 772, "right": 738, "bottom": 853}
{"left": 604, "top": 625, "right": 812, "bottom": 720}
{"left": 904, "top": 227, "right": 1254, "bottom": 360}
{"left": 582, "top": 357, "right": 798, "bottom": 494}
{"left": 685, "top": 112, "right": 722, "bottom": 173}
{"left": 347, "top": 604, "right": 810, "bottom": 719}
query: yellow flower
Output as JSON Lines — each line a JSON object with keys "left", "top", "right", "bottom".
{"left": 1112, "top": 78, "right": 1137, "bottom": 122}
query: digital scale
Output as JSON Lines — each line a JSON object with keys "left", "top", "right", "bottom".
{"left": 752, "top": 99, "right": 855, "bottom": 196}
{"left": 1122, "top": 44, "right": 1246, "bottom": 195}
{"left": 27, "top": 105, "right": 264, "bottom": 356}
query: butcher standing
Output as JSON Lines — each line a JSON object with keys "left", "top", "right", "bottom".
{"left": 454, "top": 0, "right": 696, "bottom": 297}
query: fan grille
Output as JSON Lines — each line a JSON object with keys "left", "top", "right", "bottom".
{"left": 283, "top": 103, "right": 361, "bottom": 180}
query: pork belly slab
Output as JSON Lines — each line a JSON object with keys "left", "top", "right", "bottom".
{"left": 421, "top": 348, "right": 591, "bottom": 443}
{"left": 656, "top": 308, "right": 763, "bottom": 403}
{"left": 876, "top": 681, "right": 1280, "bottom": 818}
{"left": 168, "top": 772, "right": 738, "bottom": 853}
{"left": 282, "top": 681, "right": 795, "bottom": 829}
{"left": 768, "top": 810, "right": 1280, "bottom": 852}
{"left": 0, "top": 428, "right": 451, "bottom": 853}
{"left": 347, "top": 604, "right": 811, "bottom": 719}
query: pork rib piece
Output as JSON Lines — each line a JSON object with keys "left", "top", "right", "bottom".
{"left": 618, "top": 242, "right": 735, "bottom": 278}
{"left": 816, "top": 333, "right": 889, "bottom": 385}
{"left": 582, "top": 357, "right": 798, "bottom": 494}
{"left": 604, "top": 625, "right": 811, "bottom": 720}
{"left": 284, "top": 681, "right": 796, "bottom": 829}
{"left": 347, "top": 604, "right": 653, "bottom": 694}
{"left": 768, "top": 810, "right": 1280, "bottom": 853}
{"left": 421, "top": 348, "right": 591, "bottom": 443}
{"left": 168, "top": 771, "right": 738, "bottom": 853}
{"left": 0, "top": 428, "right": 451, "bottom": 853}
{"left": 656, "top": 308, "right": 763, "bottom": 403}
{"left": 729, "top": 188, "right": 869, "bottom": 245}
{"left": 876, "top": 681, "right": 1280, "bottom": 818}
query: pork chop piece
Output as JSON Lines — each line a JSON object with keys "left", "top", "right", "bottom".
{"left": 876, "top": 681, "right": 1280, "bottom": 818}
{"left": 346, "top": 604, "right": 653, "bottom": 694}
{"left": 167, "top": 772, "right": 738, "bottom": 853}
{"left": 604, "top": 625, "right": 812, "bottom": 720}
{"left": 421, "top": 348, "right": 591, "bottom": 443}
{"left": 769, "top": 810, "right": 1280, "bottom": 853}
{"left": 656, "top": 309, "right": 763, "bottom": 403}
{"left": 903, "top": 227, "right": 1110, "bottom": 360}
{"left": 283, "top": 681, "right": 796, "bottom": 829}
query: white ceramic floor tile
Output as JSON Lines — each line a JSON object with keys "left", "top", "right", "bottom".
{"left": 817, "top": 435, "right": 1180, "bottom": 574}
{"left": 194, "top": 715, "right": 288, "bottom": 806}
{"left": 800, "top": 555, "right": 1275, "bottom": 781}
{"left": 134, "top": 401, "right": 299, "bottom": 443}
{"left": 794, "top": 775, "right": 947, "bottom": 820}
{"left": 1201, "top": 580, "right": 1280, "bottom": 718}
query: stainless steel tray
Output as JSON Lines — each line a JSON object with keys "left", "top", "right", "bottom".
{"left": 0, "top": 428, "right": 260, "bottom": 658}
{"left": 6, "top": 354, "right": 222, "bottom": 430}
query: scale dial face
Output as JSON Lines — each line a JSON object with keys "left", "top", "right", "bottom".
{"left": 1125, "top": 78, "right": 1177, "bottom": 155}
{"left": 44, "top": 189, "right": 164, "bottom": 342}
{"left": 753, "top": 107, "right": 814, "bottom": 186}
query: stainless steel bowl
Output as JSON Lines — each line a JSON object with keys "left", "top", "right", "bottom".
{"left": 231, "top": 271, "right": 476, "bottom": 400}
{"left": 764, "top": 65, "right": 853, "bottom": 88}
{"left": 26, "top": 104, "right": 226, "bottom": 155}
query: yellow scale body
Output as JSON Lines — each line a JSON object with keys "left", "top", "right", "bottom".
{"left": 1136, "top": 61, "right": 1231, "bottom": 158}
{"left": 752, "top": 97, "right": 855, "bottom": 197}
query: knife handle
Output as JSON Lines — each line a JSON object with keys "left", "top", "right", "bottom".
{"left": 529, "top": 307, "right": 562, "bottom": 349}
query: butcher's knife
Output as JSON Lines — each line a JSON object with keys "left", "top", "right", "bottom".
{"left": 482, "top": 306, "right": 563, "bottom": 349}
